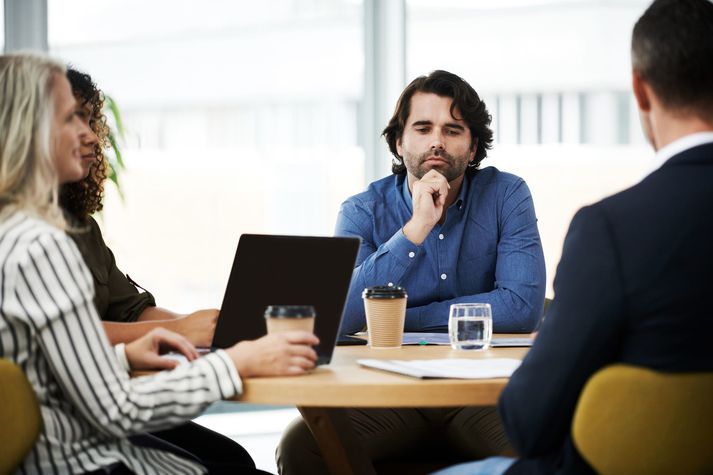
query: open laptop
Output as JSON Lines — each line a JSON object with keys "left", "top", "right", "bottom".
{"left": 211, "top": 233, "right": 360, "bottom": 365}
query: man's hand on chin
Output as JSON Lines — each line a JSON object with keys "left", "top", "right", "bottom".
{"left": 403, "top": 170, "right": 450, "bottom": 245}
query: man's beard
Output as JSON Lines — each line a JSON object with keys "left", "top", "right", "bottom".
{"left": 404, "top": 149, "right": 469, "bottom": 182}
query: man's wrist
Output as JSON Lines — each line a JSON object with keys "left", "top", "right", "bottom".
{"left": 403, "top": 219, "right": 433, "bottom": 245}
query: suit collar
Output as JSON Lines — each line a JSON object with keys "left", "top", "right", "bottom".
{"left": 650, "top": 131, "right": 713, "bottom": 173}
{"left": 664, "top": 141, "right": 713, "bottom": 168}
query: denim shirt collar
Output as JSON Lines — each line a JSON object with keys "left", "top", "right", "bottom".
{"left": 400, "top": 173, "right": 469, "bottom": 214}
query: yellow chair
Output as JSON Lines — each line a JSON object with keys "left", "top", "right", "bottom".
{"left": 572, "top": 364, "right": 713, "bottom": 475}
{"left": 0, "top": 359, "right": 42, "bottom": 475}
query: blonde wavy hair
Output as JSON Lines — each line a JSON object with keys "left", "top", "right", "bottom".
{"left": 0, "top": 53, "right": 68, "bottom": 229}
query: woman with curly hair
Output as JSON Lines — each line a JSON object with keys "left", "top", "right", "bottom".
{"left": 63, "top": 67, "right": 218, "bottom": 347}
{"left": 61, "top": 68, "right": 110, "bottom": 221}
{"left": 59, "top": 66, "right": 275, "bottom": 473}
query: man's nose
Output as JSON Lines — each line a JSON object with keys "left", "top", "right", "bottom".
{"left": 430, "top": 132, "right": 445, "bottom": 150}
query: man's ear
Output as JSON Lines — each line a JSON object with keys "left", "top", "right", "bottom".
{"left": 632, "top": 71, "right": 651, "bottom": 112}
{"left": 396, "top": 136, "right": 403, "bottom": 157}
{"left": 470, "top": 137, "right": 478, "bottom": 161}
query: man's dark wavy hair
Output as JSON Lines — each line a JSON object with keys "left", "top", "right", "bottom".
{"left": 632, "top": 0, "right": 713, "bottom": 121}
{"left": 382, "top": 70, "right": 493, "bottom": 177}
{"left": 60, "top": 67, "right": 109, "bottom": 222}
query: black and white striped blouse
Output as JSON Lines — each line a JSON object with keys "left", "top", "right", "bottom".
{"left": 0, "top": 212, "right": 242, "bottom": 475}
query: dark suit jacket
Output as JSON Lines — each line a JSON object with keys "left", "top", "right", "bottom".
{"left": 499, "top": 141, "right": 713, "bottom": 474}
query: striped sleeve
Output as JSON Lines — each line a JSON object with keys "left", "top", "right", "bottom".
{"left": 10, "top": 230, "right": 241, "bottom": 437}
{"left": 114, "top": 343, "right": 130, "bottom": 372}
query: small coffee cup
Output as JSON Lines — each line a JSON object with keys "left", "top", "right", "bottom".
{"left": 362, "top": 286, "right": 407, "bottom": 349}
{"left": 264, "top": 305, "right": 316, "bottom": 334}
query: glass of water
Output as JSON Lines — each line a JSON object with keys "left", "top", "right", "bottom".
{"left": 448, "top": 303, "right": 493, "bottom": 350}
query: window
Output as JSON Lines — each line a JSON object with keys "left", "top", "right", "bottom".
{"left": 406, "top": 0, "right": 653, "bottom": 292}
{"left": 1, "top": 0, "right": 5, "bottom": 52}
{"left": 49, "top": 0, "right": 365, "bottom": 309}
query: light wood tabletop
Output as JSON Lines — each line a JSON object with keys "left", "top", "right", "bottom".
{"left": 235, "top": 339, "right": 532, "bottom": 475}
{"left": 236, "top": 344, "right": 530, "bottom": 407}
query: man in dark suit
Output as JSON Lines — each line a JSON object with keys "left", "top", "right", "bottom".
{"left": 435, "top": 0, "right": 713, "bottom": 473}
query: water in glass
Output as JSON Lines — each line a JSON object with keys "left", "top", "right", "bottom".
{"left": 449, "top": 303, "right": 493, "bottom": 350}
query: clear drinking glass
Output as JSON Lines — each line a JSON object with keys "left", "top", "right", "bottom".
{"left": 448, "top": 303, "right": 493, "bottom": 350}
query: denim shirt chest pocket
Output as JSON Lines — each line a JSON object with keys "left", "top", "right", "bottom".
{"left": 456, "top": 221, "right": 498, "bottom": 294}
{"left": 457, "top": 215, "right": 498, "bottom": 263}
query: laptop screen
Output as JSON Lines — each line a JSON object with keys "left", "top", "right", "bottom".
{"left": 213, "top": 234, "right": 360, "bottom": 365}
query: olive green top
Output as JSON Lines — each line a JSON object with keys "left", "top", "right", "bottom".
{"left": 68, "top": 217, "right": 156, "bottom": 322}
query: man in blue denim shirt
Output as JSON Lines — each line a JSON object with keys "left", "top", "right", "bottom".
{"left": 277, "top": 70, "right": 546, "bottom": 474}
{"left": 337, "top": 74, "right": 545, "bottom": 335}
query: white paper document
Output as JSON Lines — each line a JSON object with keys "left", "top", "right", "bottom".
{"left": 357, "top": 358, "right": 522, "bottom": 379}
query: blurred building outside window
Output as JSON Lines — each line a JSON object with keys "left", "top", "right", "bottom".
{"left": 407, "top": 0, "right": 653, "bottom": 293}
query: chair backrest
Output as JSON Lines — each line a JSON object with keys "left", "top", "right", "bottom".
{"left": 572, "top": 364, "right": 713, "bottom": 475}
{"left": 0, "top": 359, "right": 42, "bottom": 474}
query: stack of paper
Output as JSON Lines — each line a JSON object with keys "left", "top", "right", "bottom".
{"left": 357, "top": 358, "right": 521, "bottom": 379}
{"left": 399, "top": 333, "right": 533, "bottom": 347}
{"left": 490, "top": 337, "right": 534, "bottom": 347}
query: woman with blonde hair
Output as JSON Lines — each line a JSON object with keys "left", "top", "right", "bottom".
{"left": 0, "top": 53, "right": 319, "bottom": 475}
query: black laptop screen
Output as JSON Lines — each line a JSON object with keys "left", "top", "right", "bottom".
{"left": 213, "top": 234, "right": 359, "bottom": 364}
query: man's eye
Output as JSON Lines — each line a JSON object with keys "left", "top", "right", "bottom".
{"left": 415, "top": 128, "right": 429, "bottom": 133}
{"left": 446, "top": 129, "right": 461, "bottom": 136}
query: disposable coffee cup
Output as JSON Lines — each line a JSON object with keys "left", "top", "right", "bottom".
{"left": 264, "top": 305, "right": 315, "bottom": 334}
{"left": 362, "top": 286, "right": 407, "bottom": 349}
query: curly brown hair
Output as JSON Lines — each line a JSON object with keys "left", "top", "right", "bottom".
{"left": 60, "top": 67, "right": 110, "bottom": 222}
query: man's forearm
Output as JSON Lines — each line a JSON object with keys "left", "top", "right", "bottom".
{"left": 340, "top": 232, "right": 424, "bottom": 335}
{"left": 406, "top": 289, "right": 543, "bottom": 333}
{"left": 402, "top": 218, "right": 434, "bottom": 245}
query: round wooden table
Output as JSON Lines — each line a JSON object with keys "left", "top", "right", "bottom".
{"left": 235, "top": 343, "right": 530, "bottom": 474}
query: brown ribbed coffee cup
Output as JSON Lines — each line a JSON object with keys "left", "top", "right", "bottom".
{"left": 362, "top": 286, "right": 407, "bottom": 349}
{"left": 264, "top": 305, "right": 315, "bottom": 334}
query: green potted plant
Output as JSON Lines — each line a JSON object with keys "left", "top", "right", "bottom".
{"left": 103, "top": 95, "right": 127, "bottom": 198}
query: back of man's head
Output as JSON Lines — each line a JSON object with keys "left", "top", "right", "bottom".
{"left": 632, "top": 0, "right": 713, "bottom": 120}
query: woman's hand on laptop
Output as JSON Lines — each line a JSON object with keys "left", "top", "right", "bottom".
{"left": 125, "top": 327, "right": 200, "bottom": 371}
{"left": 226, "top": 332, "right": 320, "bottom": 377}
